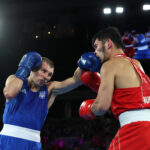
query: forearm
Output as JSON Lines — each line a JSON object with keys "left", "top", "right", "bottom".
{"left": 55, "top": 78, "right": 82, "bottom": 95}
{"left": 91, "top": 101, "right": 106, "bottom": 116}
{"left": 53, "top": 67, "right": 83, "bottom": 95}
{"left": 61, "top": 79, "right": 82, "bottom": 94}
{"left": 3, "top": 76, "right": 23, "bottom": 100}
{"left": 59, "top": 68, "right": 83, "bottom": 94}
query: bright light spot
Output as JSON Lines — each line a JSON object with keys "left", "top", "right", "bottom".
{"left": 35, "top": 35, "right": 39, "bottom": 39}
{"left": 143, "top": 4, "right": 150, "bottom": 10}
{"left": 103, "top": 8, "right": 111, "bottom": 14}
{"left": 48, "top": 31, "right": 51, "bottom": 35}
{"left": 116, "top": 7, "right": 124, "bottom": 13}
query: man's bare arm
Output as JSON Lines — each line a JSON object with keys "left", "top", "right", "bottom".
{"left": 3, "top": 75, "right": 23, "bottom": 101}
{"left": 47, "top": 67, "right": 83, "bottom": 109}
{"left": 50, "top": 67, "right": 83, "bottom": 95}
{"left": 91, "top": 61, "right": 115, "bottom": 115}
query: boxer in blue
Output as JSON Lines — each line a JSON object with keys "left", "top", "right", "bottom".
{"left": 0, "top": 51, "right": 101, "bottom": 150}
{"left": 132, "top": 30, "right": 150, "bottom": 59}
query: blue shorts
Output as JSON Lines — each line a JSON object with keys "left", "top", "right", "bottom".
{"left": 0, "top": 135, "right": 42, "bottom": 150}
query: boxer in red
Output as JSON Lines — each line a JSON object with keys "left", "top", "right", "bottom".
{"left": 78, "top": 27, "right": 150, "bottom": 150}
{"left": 122, "top": 31, "right": 135, "bottom": 58}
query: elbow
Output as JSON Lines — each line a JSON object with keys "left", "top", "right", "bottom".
{"left": 3, "top": 88, "right": 16, "bottom": 100}
{"left": 91, "top": 103, "right": 108, "bottom": 116}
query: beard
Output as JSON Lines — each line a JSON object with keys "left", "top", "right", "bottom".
{"left": 101, "top": 44, "right": 108, "bottom": 63}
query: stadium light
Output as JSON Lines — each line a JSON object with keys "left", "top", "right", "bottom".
{"left": 35, "top": 35, "right": 39, "bottom": 39}
{"left": 103, "top": 8, "right": 111, "bottom": 14}
{"left": 116, "top": 7, "right": 124, "bottom": 13}
{"left": 143, "top": 4, "right": 150, "bottom": 10}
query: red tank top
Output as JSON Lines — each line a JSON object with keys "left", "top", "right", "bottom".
{"left": 111, "top": 54, "right": 150, "bottom": 119}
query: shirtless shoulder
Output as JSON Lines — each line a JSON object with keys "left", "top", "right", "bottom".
{"left": 46, "top": 81, "right": 61, "bottom": 95}
{"left": 101, "top": 58, "right": 121, "bottom": 73}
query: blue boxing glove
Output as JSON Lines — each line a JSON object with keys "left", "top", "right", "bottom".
{"left": 15, "top": 51, "right": 42, "bottom": 81}
{"left": 78, "top": 52, "right": 101, "bottom": 72}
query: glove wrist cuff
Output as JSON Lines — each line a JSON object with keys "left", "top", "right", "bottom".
{"left": 15, "top": 67, "right": 30, "bottom": 81}
{"left": 89, "top": 104, "right": 95, "bottom": 117}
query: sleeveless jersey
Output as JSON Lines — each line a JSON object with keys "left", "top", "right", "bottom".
{"left": 3, "top": 79, "right": 49, "bottom": 131}
{"left": 111, "top": 54, "right": 150, "bottom": 119}
{"left": 136, "top": 34, "right": 149, "bottom": 51}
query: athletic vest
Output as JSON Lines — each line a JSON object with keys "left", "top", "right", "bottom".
{"left": 3, "top": 79, "right": 49, "bottom": 131}
{"left": 111, "top": 54, "right": 150, "bottom": 119}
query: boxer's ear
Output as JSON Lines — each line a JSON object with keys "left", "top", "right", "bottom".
{"left": 106, "top": 38, "right": 113, "bottom": 50}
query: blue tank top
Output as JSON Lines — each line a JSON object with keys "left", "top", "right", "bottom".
{"left": 3, "top": 80, "right": 49, "bottom": 131}
{"left": 137, "top": 34, "right": 149, "bottom": 51}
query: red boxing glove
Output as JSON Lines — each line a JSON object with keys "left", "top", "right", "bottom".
{"left": 79, "top": 99, "right": 95, "bottom": 120}
{"left": 81, "top": 71, "right": 101, "bottom": 93}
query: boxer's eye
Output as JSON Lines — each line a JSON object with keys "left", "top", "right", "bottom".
{"left": 41, "top": 69, "right": 46, "bottom": 73}
{"left": 48, "top": 73, "right": 53, "bottom": 77}
{"left": 93, "top": 44, "right": 97, "bottom": 49}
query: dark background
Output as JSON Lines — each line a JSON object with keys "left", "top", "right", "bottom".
{"left": 0, "top": 0, "right": 150, "bottom": 118}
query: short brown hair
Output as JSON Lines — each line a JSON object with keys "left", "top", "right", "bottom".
{"left": 42, "top": 57, "right": 54, "bottom": 68}
{"left": 92, "top": 27, "right": 124, "bottom": 49}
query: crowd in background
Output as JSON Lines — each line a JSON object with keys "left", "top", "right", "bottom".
{"left": 40, "top": 111, "right": 119, "bottom": 150}
{"left": 122, "top": 26, "right": 150, "bottom": 59}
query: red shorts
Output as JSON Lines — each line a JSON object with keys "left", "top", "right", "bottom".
{"left": 109, "top": 121, "right": 150, "bottom": 150}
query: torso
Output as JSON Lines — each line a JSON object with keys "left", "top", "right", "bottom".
{"left": 112, "top": 56, "right": 141, "bottom": 89}
{"left": 3, "top": 79, "right": 49, "bottom": 130}
{"left": 110, "top": 54, "right": 150, "bottom": 118}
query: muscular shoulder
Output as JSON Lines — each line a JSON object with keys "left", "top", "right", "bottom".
{"left": 100, "top": 57, "right": 131, "bottom": 76}
{"left": 46, "top": 81, "right": 55, "bottom": 91}
{"left": 46, "top": 81, "right": 61, "bottom": 95}
{"left": 132, "top": 59, "right": 141, "bottom": 66}
{"left": 101, "top": 58, "right": 120, "bottom": 73}
{"left": 100, "top": 61, "right": 115, "bottom": 80}
{"left": 132, "top": 58, "right": 144, "bottom": 72}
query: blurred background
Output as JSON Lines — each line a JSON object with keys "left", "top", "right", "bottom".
{"left": 0, "top": 0, "right": 150, "bottom": 149}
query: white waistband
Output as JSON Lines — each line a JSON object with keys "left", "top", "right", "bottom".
{"left": 0, "top": 124, "right": 40, "bottom": 142}
{"left": 125, "top": 44, "right": 133, "bottom": 48}
{"left": 138, "top": 45, "right": 149, "bottom": 50}
{"left": 119, "top": 109, "right": 150, "bottom": 127}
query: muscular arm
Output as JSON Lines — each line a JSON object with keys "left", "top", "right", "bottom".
{"left": 91, "top": 62, "right": 115, "bottom": 116}
{"left": 3, "top": 75, "right": 23, "bottom": 101}
{"left": 133, "top": 59, "right": 145, "bottom": 73}
{"left": 47, "top": 67, "right": 83, "bottom": 109}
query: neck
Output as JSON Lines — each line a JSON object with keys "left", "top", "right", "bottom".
{"left": 27, "top": 77, "right": 40, "bottom": 92}
{"left": 110, "top": 49, "right": 124, "bottom": 59}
